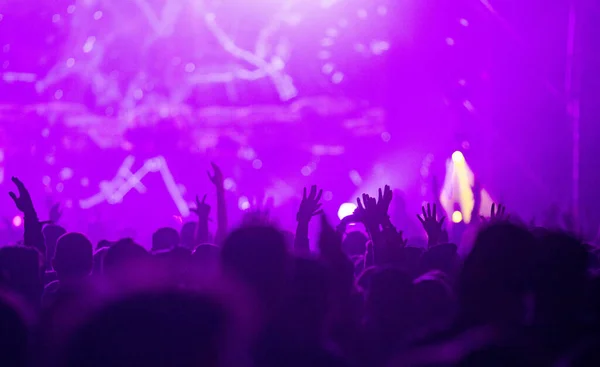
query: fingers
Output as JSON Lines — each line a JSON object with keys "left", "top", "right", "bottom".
{"left": 422, "top": 206, "right": 427, "bottom": 219}
{"left": 8, "top": 192, "right": 17, "bottom": 203}
{"left": 315, "top": 189, "right": 323, "bottom": 203}
{"left": 378, "top": 188, "right": 383, "bottom": 203}
{"left": 427, "top": 203, "right": 431, "bottom": 218}
{"left": 303, "top": 187, "right": 307, "bottom": 200}
{"left": 433, "top": 203, "right": 437, "bottom": 219}
{"left": 202, "top": 194, "right": 207, "bottom": 203}
{"left": 207, "top": 170, "right": 213, "bottom": 182}
{"left": 11, "top": 177, "right": 23, "bottom": 187}
{"left": 309, "top": 185, "right": 317, "bottom": 200}
{"left": 417, "top": 214, "right": 425, "bottom": 224}
{"left": 491, "top": 203, "right": 496, "bottom": 217}
{"left": 210, "top": 162, "right": 221, "bottom": 174}
{"left": 357, "top": 197, "right": 364, "bottom": 210}
{"left": 439, "top": 216, "right": 446, "bottom": 227}
{"left": 312, "top": 209, "right": 324, "bottom": 217}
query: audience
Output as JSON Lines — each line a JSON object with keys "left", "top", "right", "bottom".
{"left": 0, "top": 169, "right": 599, "bottom": 367}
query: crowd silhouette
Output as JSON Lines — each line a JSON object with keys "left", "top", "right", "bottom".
{"left": 0, "top": 164, "right": 599, "bottom": 367}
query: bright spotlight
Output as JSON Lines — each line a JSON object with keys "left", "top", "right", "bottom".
{"left": 452, "top": 151, "right": 465, "bottom": 163}
{"left": 337, "top": 202, "right": 357, "bottom": 220}
{"left": 452, "top": 210, "right": 463, "bottom": 223}
{"left": 12, "top": 215, "right": 23, "bottom": 227}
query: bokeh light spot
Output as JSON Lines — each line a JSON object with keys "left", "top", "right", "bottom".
{"left": 452, "top": 210, "right": 463, "bottom": 223}
{"left": 238, "top": 196, "right": 250, "bottom": 210}
{"left": 338, "top": 202, "right": 357, "bottom": 220}
{"left": 12, "top": 216, "right": 22, "bottom": 227}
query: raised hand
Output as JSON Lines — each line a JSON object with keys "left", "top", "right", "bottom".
{"left": 49, "top": 203, "right": 63, "bottom": 224}
{"left": 206, "top": 162, "right": 228, "bottom": 244}
{"left": 190, "top": 194, "right": 210, "bottom": 219}
{"left": 376, "top": 185, "right": 393, "bottom": 221}
{"left": 355, "top": 193, "right": 378, "bottom": 224}
{"left": 297, "top": 185, "right": 323, "bottom": 223}
{"left": 381, "top": 224, "right": 408, "bottom": 247}
{"left": 9, "top": 177, "right": 35, "bottom": 214}
{"left": 207, "top": 162, "right": 224, "bottom": 189}
{"left": 417, "top": 203, "right": 446, "bottom": 247}
{"left": 481, "top": 203, "right": 507, "bottom": 223}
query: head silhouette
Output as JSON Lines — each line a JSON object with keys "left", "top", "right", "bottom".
{"left": 152, "top": 227, "right": 180, "bottom": 253}
{"left": 43, "top": 224, "right": 67, "bottom": 268}
{"left": 180, "top": 222, "right": 197, "bottom": 250}
{"left": 342, "top": 231, "right": 368, "bottom": 257}
{"left": 103, "top": 240, "right": 149, "bottom": 279}
{"left": 276, "top": 257, "right": 330, "bottom": 344}
{"left": 365, "top": 266, "right": 415, "bottom": 330}
{"left": 0, "top": 246, "right": 42, "bottom": 307}
{"left": 221, "top": 225, "right": 290, "bottom": 313}
{"left": 457, "top": 223, "right": 536, "bottom": 328}
{"left": 53, "top": 233, "right": 93, "bottom": 281}
{"left": 0, "top": 295, "right": 28, "bottom": 367}
{"left": 64, "top": 290, "right": 229, "bottom": 367}
{"left": 413, "top": 270, "right": 456, "bottom": 336}
{"left": 532, "top": 231, "right": 588, "bottom": 327}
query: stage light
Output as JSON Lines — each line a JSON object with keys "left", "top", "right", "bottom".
{"left": 452, "top": 210, "right": 463, "bottom": 223}
{"left": 338, "top": 202, "right": 357, "bottom": 220}
{"left": 12, "top": 216, "right": 22, "bottom": 227}
{"left": 452, "top": 151, "right": 464, "bottom": 163}
{"left": 441, "top": 152, "right": 495, "bottom": 224}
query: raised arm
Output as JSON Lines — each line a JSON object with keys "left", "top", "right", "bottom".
{"left": 294, "top": 185, "right": 323, "bottom": 254}
{"left": 207, "top": 163, "right": 227, "bottom": 244}
{"left": 190, "top": 194, "right": 211, "bottom": 245}
{"left": 9, "top": 177, "right": 45, "bottom": 254}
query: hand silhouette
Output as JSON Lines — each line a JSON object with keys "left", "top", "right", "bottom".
{"left": 297, "top": 185, "right": 323, "bottom": 223}
{"left": 9, "top": 177, "right": 34, "bottom": 214}
{"left": 381, "top": 224, "right": 408, "bottom": 247}
{"left": 417, "top": 203, "right": 445, "bottom": 246}
{"left": 190, "top": 194, "right": 210, "bottom": 220}
{"left": 376, "top": 185, "right": 393, "bottom": 220}
{"left": 355, "top": 193, "right": 378, "bottom": 224}
{"left": 481, "top": 203, "right": 508, "bottom": 223}
{"left": 207, "top": 162, "right": 224, "bottom": 189}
